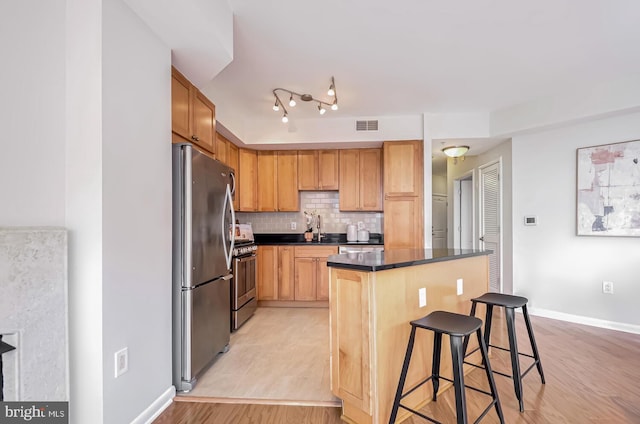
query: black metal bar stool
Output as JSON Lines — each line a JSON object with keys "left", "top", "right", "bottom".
{"left": 465, "top": 293, "right": 545, "bottom": 412}
{"left": 389, "top": 310, "right": 504, "bottom": 424}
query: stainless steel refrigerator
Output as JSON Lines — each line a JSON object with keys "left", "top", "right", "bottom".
{"left": 172, "top": 143, "right": 235, "bottom": 392}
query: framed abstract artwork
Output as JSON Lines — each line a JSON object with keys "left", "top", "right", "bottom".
{"left": 577, "top": 139, "right": 640, "bottom": 236}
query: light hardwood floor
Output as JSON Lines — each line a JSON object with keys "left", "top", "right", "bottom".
{"left": 156, "top": 310, "right": 640, "bottom": 423}
{"left": 178, "top": 307, "right": 339, "bottom": 404}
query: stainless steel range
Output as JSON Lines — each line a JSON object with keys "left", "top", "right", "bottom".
{"left": 231, "top": 240, "right": 257, "bottom": 331}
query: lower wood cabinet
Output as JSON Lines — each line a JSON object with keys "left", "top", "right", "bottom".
{"left": 257, "top": 245, "right": 278, "bottom": 300}
{"left": 294, "top": 246, "right": 338, "bottom": 301}
{"left": 256, "top": 244, "right": 337, "bottom": 304}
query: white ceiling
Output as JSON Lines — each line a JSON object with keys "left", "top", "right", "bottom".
{"left": 146, "top": 0, "right": 640, "bottom": 155}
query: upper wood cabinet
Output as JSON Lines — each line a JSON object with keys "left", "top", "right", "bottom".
{"left": 257, "top": 151, "right": 299, "bottom": 212}
{"left": 171, "top": 67, "right": 215, "bottom": 153}
{"left": 383, "top": 140, "right": 424, "bottom": 249}
{"left": 339, "top": 148, "right": 383, "bottom": 211}
{"left": 384, "top": 140, "right": 423, "bottom": 197}
{"left": 257, "top": 151, "right": 277, "bottom": 211}
{"left": 215, "top": 132, "right": 229, "bottom": 165}
{"left": 297, "top": 150, "right": 339, "bottom": 190}
{"left": 238, "top": 149, "right": 258, "bottom": 211}
{"left": 227, "top": 142, "right": 239, "bottom": 211}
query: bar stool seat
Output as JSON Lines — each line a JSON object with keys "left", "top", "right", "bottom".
{"left": 465, "top": 293, "right": 545, "bottom": 412}
{"left": 389, "top": 311, "right": 505, "bottom": 424}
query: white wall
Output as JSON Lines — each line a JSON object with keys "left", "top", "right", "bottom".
{"left": 4, "top": 0, "right": 173, "bottom": 422}
{"left": 102, "top": 0, "right": 173, "bottom": 422}
{"left": 512, "top": 111, "right": 640, "bottom": 329}
{"left": 0, "top": 0, "right": 66, "bottom": 226}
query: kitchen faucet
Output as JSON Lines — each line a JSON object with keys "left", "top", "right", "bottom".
{"left": 317, "top": 215, "right": 324, "bottom": 242}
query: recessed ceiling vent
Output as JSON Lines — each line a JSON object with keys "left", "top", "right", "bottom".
{"left": 356, "top": 120, "right": 379, "bottom": 131}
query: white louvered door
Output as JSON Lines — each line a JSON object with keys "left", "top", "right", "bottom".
{"left": 479, "top": 162, "right": 501, "bottom": 293}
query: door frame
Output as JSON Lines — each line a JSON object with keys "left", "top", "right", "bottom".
{"left": 453, "top": 170, "right": 474, "bottom": 250}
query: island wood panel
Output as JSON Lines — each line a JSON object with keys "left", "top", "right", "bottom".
{"left": 330, "top": 255, "right": 489, "bottom": 424}
{"left": 330, "top": 269, "right": 372, "bottom": 419}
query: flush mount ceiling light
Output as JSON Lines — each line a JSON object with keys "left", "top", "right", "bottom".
{"left": 442, "top": 145, "right": 470, "bottom": 158}
{"left": 272, "top": 77, "right": 338, "bottom": 122}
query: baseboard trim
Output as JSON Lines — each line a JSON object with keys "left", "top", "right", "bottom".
{"left": 527, "top": 307, "right": 640, "bottom": 335}
{"left": 131, "top": 385, "right": 176, "bottom": 424}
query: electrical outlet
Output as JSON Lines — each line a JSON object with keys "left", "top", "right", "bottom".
{"left": 602, "top": 281, "right": 614, "bottom": 294}
{"left": 456, "top": 278, "right": 463, "bottom": 296}
{"left": 115, "top": 347, "right": 129, "bottom": 378}
{"left": 419, "top": 288, "right": 427, "bottom": 307}
{"left": 290, "top": 222, "right": 297, "bottom": 230}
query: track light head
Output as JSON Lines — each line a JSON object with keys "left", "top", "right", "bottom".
{"left": 289, "top": 95, "right": 296, "bottom": 107}
{"left": 282, "top": 113, "right": 288, "bottom": 123}
{"left": 331, "top": 100, "right": 338, "bottom": 111}
{"left": 318, "top": 104, "right": 326, "bottom": 115}
{"left": 273, "top": 100, "right": 280, "bottom": 111}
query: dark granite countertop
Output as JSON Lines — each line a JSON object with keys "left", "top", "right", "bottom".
{"left": 327, "top": 248, "right": 491, "bottom": 272}
{"left": 254, "top": 232, "right": 384, "bottom": 246}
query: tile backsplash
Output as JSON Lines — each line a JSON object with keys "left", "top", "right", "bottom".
{"left": 237, "top": 191, "right": 383, "bottom": 234}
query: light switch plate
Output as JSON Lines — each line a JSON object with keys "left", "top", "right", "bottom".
{"left": 456, "top": 279, "right": 463, "bottom": 296}
{"left": 419, "top": 288, "right": 427, "bottom": 307}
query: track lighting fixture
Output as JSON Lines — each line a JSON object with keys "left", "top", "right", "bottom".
{"left": 272, "top": 77, "right": 338, "bottom": 122}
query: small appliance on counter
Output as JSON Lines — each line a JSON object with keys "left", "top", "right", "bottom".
{"left": 346, "top": 224, "right": 358, "bottom": 242}
{"left": 357, "top": 221, "right": 369, "bottom": 242}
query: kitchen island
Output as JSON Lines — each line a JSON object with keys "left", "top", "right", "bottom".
{"left": 327, "top": 248, "right": 491, "bottom": 424}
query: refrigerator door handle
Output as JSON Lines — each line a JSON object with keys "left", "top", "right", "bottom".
{"left": 222, "top": 183, "right": 235, "bottom": 270}
{"left": 230, "top": 171, "right": 236, "bottom": 197}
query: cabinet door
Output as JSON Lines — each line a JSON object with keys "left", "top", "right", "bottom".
{"left": 339, "top": 150, "right": 360, "bottom": 211}
{"left": 257, "top": 246, "right": 278, "bottom": 300}
{"left": 257, "top": 151, "right": 277, "bottom": 211}
{"left": 278, "top": 246, "right": 295, "bottom": 300}
{"left": 228, "top": 143, "right": 239, "bottom": 211}
{"left": 297, "top": 150, "right": 318, "bottom": 190}
{"left": 384, "top": 140, "right": 423, "bottom": 197}
{"left": 318, "top": 150, "right": 339, "bottom": 190}
{"left": 277, "top": 151, "right": 299, "bottom": 211}
{"left": 384, "top": 197, "right": 424, "bottom": 249}
{"left": 238, "top": 149, "right": 257, "bottom": 211}
{"left": 216, "top": 132, "right": 229, "bottom": 165}
{"left": 171, "top": 68, "right": 191, "bottom": 140}
{"left": 316, "top": 258, "right": 330, "bottom": 301}
{"left": 191, "top": 89, "right": 215, "bottom": 153}
{"left": 294, "top": 258, "right": 317, "bottom": 301}
{"left": 359, "top": 148, "right": 383, "bottom": 211}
